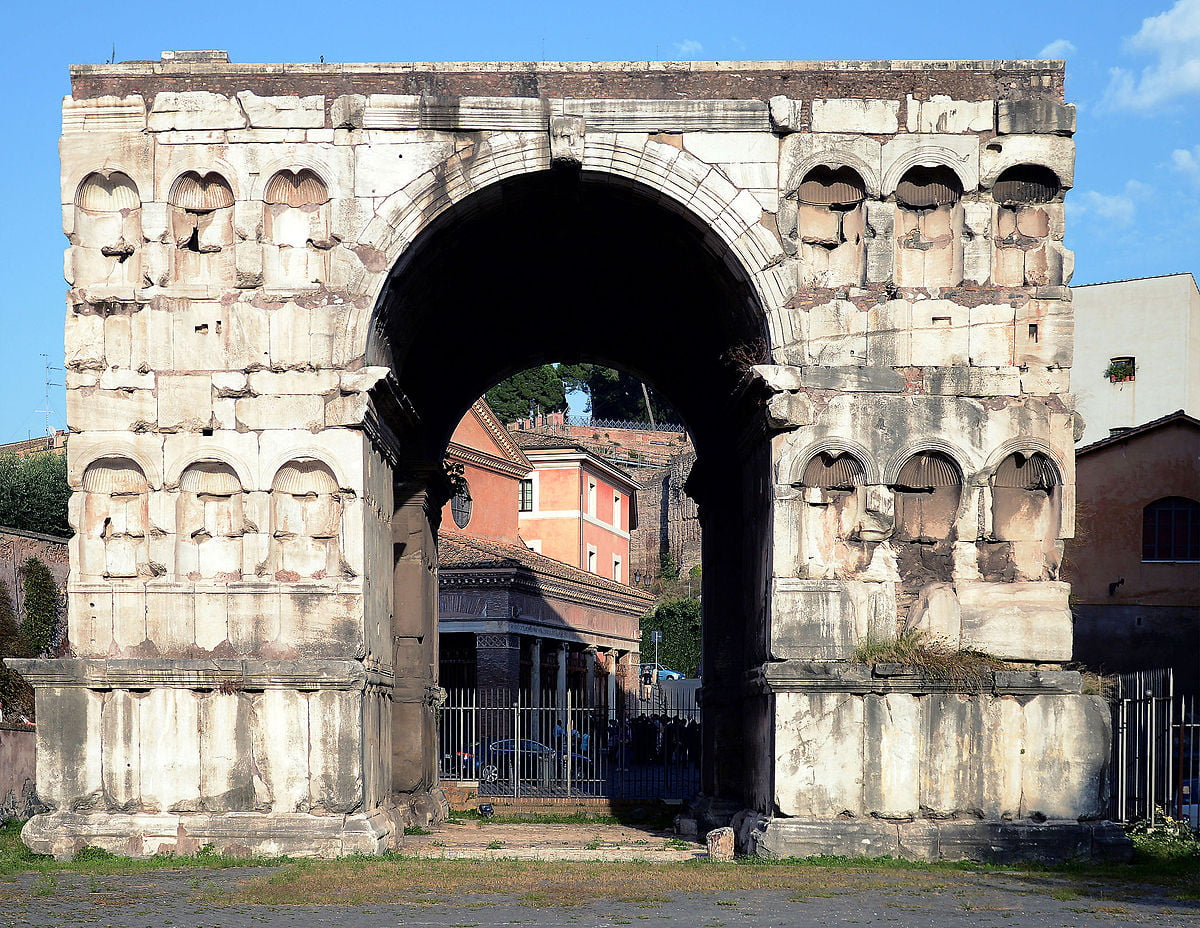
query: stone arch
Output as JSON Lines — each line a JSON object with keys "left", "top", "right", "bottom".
{"left": 259, "top": 447, "right": 352, "bottom": 494}
{"left": 785, "top": 150, "right": 882, "bottom": 199}
{"left": 174, "top": 460, "right": 246, "bottom": 581}
{"left": 778, "top": 438, "right": 880, "bottom": 486}
{"left": 165, "top": 446, "right": 255, "bottom": 492}
{"left": 250, "top": 155, "right": 339, "bottom": 202}
{"left": 882, "top": 439, "right": 972, "bottom": 486}
{"left": 352, "top": 133, "right": 790, "bottom": 356}
{"left": 881, "top": 145, "right": 979, "bottom": 197}
{"left": 69, "top": 440, "right": 162, "bottom": 490}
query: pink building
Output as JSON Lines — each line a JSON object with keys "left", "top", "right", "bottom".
{"left": 510, "top": 432, "right": 640, "bottom": 584}
{"left": 437, "top": 402, "right": 651, "bottom": 701}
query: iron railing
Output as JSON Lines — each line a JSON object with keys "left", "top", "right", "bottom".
{"left": 1110, "top": 669, "right": 1198, "bottom": 828}
{"left": 438, "top": 687, "right": 700, "bottom": 801}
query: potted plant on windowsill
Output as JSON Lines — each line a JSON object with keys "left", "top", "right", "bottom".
{"left": 1105, "top": 360, "right": 1136, "bottom": 383}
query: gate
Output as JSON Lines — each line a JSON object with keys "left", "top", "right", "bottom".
{"left": 1109, "top": 669, "right": 1199, "bottom": 828}
{"left": 438, "top": 687, "right": 700, "bottom": 802}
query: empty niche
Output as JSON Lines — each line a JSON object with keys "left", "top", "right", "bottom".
{"left": 80, "top": 457, "right": 150, "bottom": 579}
{"left": 270, "top": 460, "right": 345, "bottom": 580}
{"left": 73, "top": 172, "right": 143, "bottom": 288}
{"left": 894, "top": 166, "right": 964, "bottom": 288}
{"left": 991, "top": 451, "right": 1059, "bottom": 541}
{"left": 795, "top": 166, "right": 867, "bottom": 287}
{"left": 176, "top": 462, "right": 246, "bottom": 581}
{"left": 891, "top": 451, "right": 962, "bottom": 543}
{"left": 991, "top": 165, "right": 1063, "bottom": 287}
{"left": 168, "top": 171, "right": 235, "bottom": 286}
{"left": 262, "top": 169, "right": 331, "bottom": 287}
{"left": 797, "top": 450, "right": 869, "bottom": 576}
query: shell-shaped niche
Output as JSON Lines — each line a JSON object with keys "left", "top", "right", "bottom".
{"left": 79, "top": 457, "right": 150, "bottom": 579}
{"left": 270, "top": 460, "right": 344, "bottom": 579}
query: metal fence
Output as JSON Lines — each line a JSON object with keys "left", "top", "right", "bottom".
{"left": 1109, "top": 669, "right": 1198, "bottom": 829}
{"left": 438, "top": 687, "right": 700, "bottom": 801}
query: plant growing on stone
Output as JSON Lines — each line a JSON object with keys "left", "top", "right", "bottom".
{"left": 853, "top": 628, "right": 1008, "bottom": 689}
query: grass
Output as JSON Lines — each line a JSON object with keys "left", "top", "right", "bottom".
{"left": 853, "top": 628, "right": 1010, "bottom": 689}
{"left": 2, "top": 817, "right": 1197, "bottom": 908}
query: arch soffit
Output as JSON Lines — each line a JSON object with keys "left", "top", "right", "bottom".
{"left": 73, "top": 443, "right": 161, "bottom": 490}
{"left": 248, "top": 155, "right": 336, "bottom": 203}
{"left": 164, "top": 158, "right": 243, "bottom": 203}
{"left": 164, "top": 448, "right": 255, "bottom": 492}
{"left": 260, "top": 448, "right": 353, "bottom": 494}
{"left": 352, "top": 133, "right": 786, "bottom": 356}
{"left": 979, "top": 156, "right": 1070, "bottom": 195}
{"left": 784, "top": 152, "right": 881, "bottom": 199}
{"left": 980, "top": 438, "right": 1065, "bottom": 484}
{"left": 779, "top": 438, "right": 879, "bottom": 486}
{"left": 70, "top": 167, "right": 148, "bottom": 211}
{"left": 882, "top": 440, "right": 973, "bottom": 486}
{"left": 881, "top": 145, "right": 979, "bottom": 198}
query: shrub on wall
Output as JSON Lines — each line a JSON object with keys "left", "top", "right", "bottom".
{"left": 0, "top": 579, "right": 34, "bottom": 721}
{"left": 19, "top": 557, "right": 60, "bottom": 657}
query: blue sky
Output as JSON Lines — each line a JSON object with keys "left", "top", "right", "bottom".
{"left": 1, "top": 0, "right": 1197, "bottom": 442}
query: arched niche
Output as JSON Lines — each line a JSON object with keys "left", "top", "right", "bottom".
{"left": 270, "top": 460, "right": 346, "bottom": 580}
{"left": 175, "top": 461, "right": 245, "bottom": 581}
{"left": 893, "top": 165, "right": 964, "bottom": 288}
{"left": 891, "top": 450, "right": 962, "bottom": 543}
{"left": 168, "top": 171, "right": 235, "bottom": 286}
{"left": 794, "top": 166, "right": 867, "bottom": 287}
{"left": 991, "top": 164, "right": 1064, "bottom": 287}
{"left": 795, "top": 450, "right": 872, "bottom": 577}
{"left": 262, "top": 169, "right": 331, "bottom": 288}
{"left": 79, "top": 457, "right": 150, "bottom": 580}
{"left": 73, "top": 171, "right": 142, "bottom": 289}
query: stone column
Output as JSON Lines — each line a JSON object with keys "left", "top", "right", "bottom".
{"left": 474, "top": 633, "right": 522, "bottom": 692}
{"left": 584, "top": 645, "right": 598, "bottom": 708}
{"left": 607, "top": 649, "right": 619, "bottom": 720}
{"left": 556, "top": 641, "right": 569, "bottom": 735}
{"left": 529, "top": 637, "right": 542, "bottom": 743}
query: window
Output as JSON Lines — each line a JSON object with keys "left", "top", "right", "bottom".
{"left": 450, "top": 482, "right": 473, "bottom": 529}
{"left": 1106, "top": 356, "right": 1136, "bottom": 383}
{"left": 612, "top": 555, "right": 623, "bottom": 583}
{"left": 519, "top": 478, "right": 534, "bottom": 512}
{"left": 587, "top": 545, "right": 597, "bottom": 573}
{"left": 1143, "top": 497, "right": 1200, "bottom": 562}
{"left": 587, "top": 480, "right": 597, "bottom": 515}
{"left": 613, "top": 492, "right": 622, "bottom": 530}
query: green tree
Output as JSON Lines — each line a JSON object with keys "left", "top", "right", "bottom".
{"left": 0, "top": 450, "right": 70, "bottom": 537}
{"left": 559, "top": 363, "right": 674, "bottom": 423}
{"left": 484, "top": 365, "right": 568, "bottom": 423}
{"left": 20, "top": 557, "right": 60, "bottom": 656}
{"left": 640, "top": 597, "right": 702, "bottom": 678}
{"left": 0, "top": 579, "right": 34, "bottom": 721}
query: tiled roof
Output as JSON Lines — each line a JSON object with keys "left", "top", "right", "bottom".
{"left": 438, "top": 532, "right": 654, "bottom": 603}
{"left": 1076, "top": 409, "right": 1199, "bottom": 456}
{"left": 509, "top": 430, "right": 591, "bottom": 453}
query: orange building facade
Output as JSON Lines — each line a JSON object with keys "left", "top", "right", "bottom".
{"left": 437, "top": 401, "right": 652, "bottom": 702}
{"left": 511, "top": 432, "right": 640, "bottom": 584}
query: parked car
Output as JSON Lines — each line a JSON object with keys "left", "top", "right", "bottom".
{"left": 478, "top": 738, "right": 591, "bottom": 782}
{"left": 1182, "top": 779, "right": 1198, "bottom": 830}
{"left": 640, "top": 662, "right": 685, "bottom": 682}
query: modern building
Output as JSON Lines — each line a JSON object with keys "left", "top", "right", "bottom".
{"left": 1072, "top": 274, "right": 1200, "bottom": 446}
{"left": 510, "top": 431, "right": 642, "bottom": 584}
{"left": 1064, "top": 411, "right": 1200, "bottom": 690}
{"left": 437, "top": 401, "right": 652, "bottom": 702}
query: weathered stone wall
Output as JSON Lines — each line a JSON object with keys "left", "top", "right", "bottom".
{"left": 0, "top": 725, "right": 41, "bottom": 821}
{"left": 7, "top": 54, "right": 1111, "bottom": 860}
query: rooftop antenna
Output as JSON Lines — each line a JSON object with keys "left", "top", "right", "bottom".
{"left": 36, "top": 353, "right": 63, "bottom": 447}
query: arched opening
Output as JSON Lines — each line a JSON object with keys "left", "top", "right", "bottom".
{"left": 370, "top": 168, "right": 772, "bottom": 807}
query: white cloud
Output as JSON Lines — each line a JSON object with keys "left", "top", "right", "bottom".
{"left": 1103, "top": 0, "right": 1200, "bottom": 111}
{"left": 674, "top": 39, "right": 703, "bottom": 56}
{"left": 1068, "top": 180, "right": 1155, "bottom": 227}
{"left": 1038, "top": 39, "right": 1076, "bottom": 58}
{"left": 1172, "top": 145, "right": 1200, "bottom": 184}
